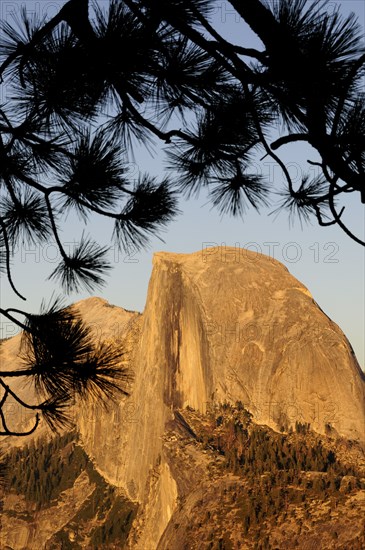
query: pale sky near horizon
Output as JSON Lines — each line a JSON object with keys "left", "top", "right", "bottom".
{"left": 0, "top": 0, "right": 364, "bottom": 370}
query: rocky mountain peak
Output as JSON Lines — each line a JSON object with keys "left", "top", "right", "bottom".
{"left": 1, "top": 247, "right": 364, "bottom": 548}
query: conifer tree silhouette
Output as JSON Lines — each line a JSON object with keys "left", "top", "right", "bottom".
{"left": 0, "top": 0, "right": 364, "bottom": 435}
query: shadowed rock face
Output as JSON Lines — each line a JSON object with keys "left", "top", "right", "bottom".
{"left": 2, "top": 248, "right": 364, "bottom": 549}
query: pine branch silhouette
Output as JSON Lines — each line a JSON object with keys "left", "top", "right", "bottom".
{"left": 1, "top": 0, "right": 364, "bottom": 436}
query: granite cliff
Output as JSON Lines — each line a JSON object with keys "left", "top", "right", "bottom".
{"left": 79, "top": 247, "right": 364, "bottom": 548}
{"left": 1, "top": 247, "right": 364, "bottom": 549}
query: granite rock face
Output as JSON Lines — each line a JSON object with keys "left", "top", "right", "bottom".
{"left": 78, "top": 247, "right": 364, "bottom": 548}
{"left": 142, "top": 247, "right": 364, "bottom": 438}
{"left": 1, "top": 247, "right": 364, "bottom": 549}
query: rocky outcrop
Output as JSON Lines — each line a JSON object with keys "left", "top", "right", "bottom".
{"left": 78, "top": 247, "right": 365, "bottom": 547}
{"left": 1, "top": 471, "right": 94, "bottom": 550}
{"left": 2, "top": 247, "right": 365, "bottom": 549}
{"left": 0, "top": 297, "right": 139, "bottom": 444}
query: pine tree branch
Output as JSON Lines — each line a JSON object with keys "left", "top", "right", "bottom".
{"left": 125, "top": 0, "right": 251, "bottom": 83}
{"left": 228, "top": 0, "right": 297, "bottom": 58}
{"left": 229, "top": 0, "right": 364, "bottom": 205}
{"left": 0, "top": 5, "right": 65, "bottom": 80}
{"left": 0, "top": 415, "right": 40, "bottom": 437}
{"left": 243, "top": 85, "right": 295, "bottom": 194}
{"left": 0, "top": 220, "right": 26, "bottom": 301}
{"left": 331, "top": 53, "right": 365, "bottom": 137}
{"left": 119, "top": 93, "right": 194, "bottom": 144}
{"left": 271, "top": 134, "right": 310, "bottom": 150}
{"left": 0, "top": 382, "right": 40, "bottom": 436}
{"left": 44, "top": 195, "right": 69, "bottom": 262}
{"left": 0, "top": 370, "right": 35, "bottom": 377}
{"left": 328, "top": 181, "right": 365, "bottom": 246}
{"left": 0, "top": 380, "right": 40, "bottom": 408}
{"left": 312, "top": 203, "right": 344, "bottom": 227}
{"left": 0, "top": 308, "right": 29, "bottom": 331}
{"left": 0, "top": 405, "right": 40, "bottom": 437}
{"left": 191, "top": 6, "right": 267, "bottom": 64}
{"left": 8, "top": 171, "right": 129, "bottom": 225}
{"left": 310, "top": 136, "right": 364, "bottom": 201}
{"left": 7, "top": 171, "right": 122, "bottom": 218}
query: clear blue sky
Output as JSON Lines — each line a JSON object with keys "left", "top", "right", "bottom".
{"left": 1, "top": 1, "right": 364, "bottom": 370}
